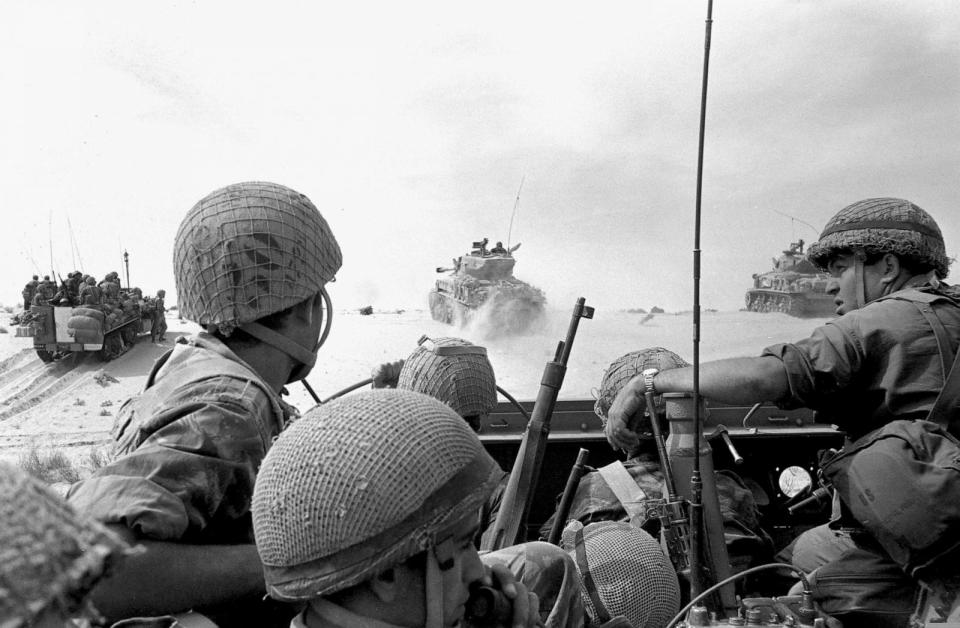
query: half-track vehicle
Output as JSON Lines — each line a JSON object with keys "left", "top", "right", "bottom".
{"left": 18, "top": 297, "right": 153, "bottom": 362}
{"left": 429, "top": 239, "right": 546, "bottom": 333}
{"left": 745, "top": 239, "right": 835, "bottom": 318}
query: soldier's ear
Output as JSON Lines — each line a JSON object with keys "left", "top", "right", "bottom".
{"left": 878, "top": 253, "right": 902, "bottom": 286}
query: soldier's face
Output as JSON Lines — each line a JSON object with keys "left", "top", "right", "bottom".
{"left": 388, "top": 512, "right": 485, "bottom": 627}
{"left": 826, "top": 253, "right": 889, "bottom": 315}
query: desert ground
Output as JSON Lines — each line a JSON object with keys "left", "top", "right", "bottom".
{"left": 0, "top": 304, "right": 830, "bottom": 484}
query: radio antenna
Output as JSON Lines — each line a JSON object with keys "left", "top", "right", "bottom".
{"left": 506, "top": 176, "right": 525, "bottom": 250}
{"left": 690, "top": 0, "right": 715, "bottom": 604}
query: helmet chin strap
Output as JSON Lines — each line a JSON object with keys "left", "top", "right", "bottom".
{"left": 240, "top": 288, "right": 333, "bottom": 384}
{"left": 240, "top": 321, "right": 317, "bottom": 373}
{"left": 854, "top": 255, "right": 867, "bottom": 310}
{"left": 425, "top": 538, "right": 456, "bottom": 628}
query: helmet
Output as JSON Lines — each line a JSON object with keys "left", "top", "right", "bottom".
{"left": 173, "top": 181, "right": 342, "bottom": 335}
{"left": 43, "top": 275, "right": 50, "bottom": 281}
{"left": 252, "top": 389, "right": 501, "bottom": 602}
{"left": 0, "top": 461, "right": 129, "bottom": 626}
{"left": 397, "top": 335, "right": 497, "bottom": 429}
{"left": 32, "top": 275, "right": 38, "bottom": 280}
{"left": 594, "top": 347, "right": 688, "bottom": 421}
{"left": 85, "top": 277, "right": 96, "bottom": 286}
{"left": 157, "top": 289, "right": 166, "bottom": 297}
{"left": 562, "top": 520, "right": 680, "bottom": 628}
{"left": 807, "top": 198, "right": 949, "bottom": 278}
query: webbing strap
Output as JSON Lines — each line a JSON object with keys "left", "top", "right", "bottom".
{"left": 597, "top": 461, "right": 648, "bottom": 520}
{"left": 912, "top": 301, "right": 960, "bottom": 435}
{"left": 574, "top": 526, "right": 612, "bottom": 624}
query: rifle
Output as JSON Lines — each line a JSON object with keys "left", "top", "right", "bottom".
{"left": 481, "top": 297, "right": 593, "bottom": 551}
{"left": 546, "top": 448, "right": 590, "bottom": 545}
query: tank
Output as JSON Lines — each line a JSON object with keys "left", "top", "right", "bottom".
{"left": 429, "top": 240, "right": 546, "bottom": 333}
{"left": 745, "top": 239, "right": 835, "bottom": 317}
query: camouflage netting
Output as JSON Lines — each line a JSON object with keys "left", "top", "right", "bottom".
{"left": 562, "top": 520, "right": 680, "bottom": 628}
{"left": 0, "top": 462, "right": 129, "bottom": 627}
{"left": 397, "top": 336, "right": 497, "bottom": 424}
{"left": 174, "top": 181, "right": 343, "bottom": 335}
{"left": 807, "top": 198, "right": 949, "bottom": 278}
{"left": 252, "top": 389, "right": 502, "bottom": 601}
{"left": 594, "top": 347, "right": 689, "bottom": 422}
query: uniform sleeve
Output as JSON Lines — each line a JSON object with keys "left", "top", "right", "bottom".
{"left": 761, "top": 317, "right": 866, "bottom": 410}
{"left": 68, "top": 381, "right": 276, "bottom": 543}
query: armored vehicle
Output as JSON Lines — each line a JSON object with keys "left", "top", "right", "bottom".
{"left": 745, "top": 239, "right": 835, "bottom": 317}
{"left": 18, "top": 299, "right": 152, "bottom": 362}
{"left": 429, "top": 239, "right": 546, "bottom": 333}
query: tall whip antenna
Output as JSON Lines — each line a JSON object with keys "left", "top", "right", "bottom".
{"left": 506, "top": 176, "right": 525, "bottom": 250}
{"left": 689, "top": 0, "right": 715, "bottom": 603}
{"left": 67, "top": 214, "right": 84, "bottom": 270}
{"left": 48, "top": 211, "right": 55, "bottom": 278}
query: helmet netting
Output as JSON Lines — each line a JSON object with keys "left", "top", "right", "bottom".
{"left": 397, "top": 337, "right": 497, "bottom": 419}
{"left": 562, "top": 520, "right": 680, "bottom": 628}
{"left": 0, "top": 462, "right": 129, "bottom": 625}
{"left": 174, "top": 181, "right": 343, "bottom": 335}
{"left": 807, "top": 198, "right": 949, "bottom": 278}
{"left": 252, "top": 389, "right": 500, "bottom": 600}
{"left": 594, "top": 347, "right": 689, "bottom": 420}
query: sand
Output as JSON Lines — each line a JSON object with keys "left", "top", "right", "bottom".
{"left": 0, "top": 306, "right": 829, "bottom": 470}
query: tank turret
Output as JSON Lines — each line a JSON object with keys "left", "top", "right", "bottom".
{"left": 429, "top": 240, "right": 546, "bottom": 333}
{"left": 745, "top": 239, "right": 835, "bottom": 317}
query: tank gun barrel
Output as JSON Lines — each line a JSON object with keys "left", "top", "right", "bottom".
{"left": 436, "top": 266, "right": 454, "bottom": 273}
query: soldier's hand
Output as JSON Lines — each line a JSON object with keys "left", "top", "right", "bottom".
{"left": 481, "top": 562, "right": 542, "bottom": 628}
{"left": 605, "top": 376, "right": 645, "bottom": 453}
{"left": 370, "top": 359, "right": 405, "bottom": 389}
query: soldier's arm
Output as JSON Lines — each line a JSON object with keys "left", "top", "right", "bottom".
{"left": 654, "top": 356, "right": 789, "bottom": 404}
{"left": 88, "top": 526, "right": 266, "bottom": 621}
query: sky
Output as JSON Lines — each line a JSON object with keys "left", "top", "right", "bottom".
{"left": 2, "top": 1, "right": 958, "bottom": 314}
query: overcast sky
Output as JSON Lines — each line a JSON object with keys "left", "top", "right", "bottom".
{"left": 2, "top": 1, "right": 958, "bottom": 313}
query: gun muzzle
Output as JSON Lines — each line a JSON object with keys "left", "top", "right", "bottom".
{"left": 465, "top": 586, "right": 512, "bottom": 626}
{"left": 787, "top": 487, "right": 831, "bottom": 515}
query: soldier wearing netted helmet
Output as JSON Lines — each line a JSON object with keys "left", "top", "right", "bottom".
{"left": 604, "top": 198, "right": 959, "bottom": 624}
{"left": 560, "top": 520, "right": 680, "bottom": 628}
{"left": 0, "top": 461, "right": 130, "bottom": 627}
{"left": 67, "top": 181, "right": 342, "bottom": 626}
{"left": 390, "top": 335, "right": 500, "bottom": 431}
{"left": 252, "top": 389, "right": 543, "bottom": 628}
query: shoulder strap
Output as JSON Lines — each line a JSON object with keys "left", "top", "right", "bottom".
{"left": 597, "top": 461, "right": 648, "bottom": 520}
{"left": 912, "top": 301, "right": 960, "bottom": 435}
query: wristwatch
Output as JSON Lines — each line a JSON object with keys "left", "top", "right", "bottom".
{"left": 641, "top": 368, "right": 659, "bottom": 395}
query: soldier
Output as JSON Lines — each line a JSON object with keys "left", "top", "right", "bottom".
{"left": 605, "top": 198, "right": 959, "bottom": 626}
{"left": 151, "top": 289, "right": 167, "bottom": 343}
{"left": 78, "top": 275, "right": 102, "bottom": 306}
{"left": 22, "top": 274, "right": 38, "bottom": 309}
{"left": 377, "top": 337, "right": 587, "bottom": 626}
{"left": 0, "top": 461, "right": 130, "bottom": 627}
{"left": 251, "top": 389, "right": 543, "bottom": 628}
{"left": 560, "top": 520, "right": 680, "bottom": 628}
{"left": 490, "top": 241, "right": 508, "bottom": 255}
{"left": 66, "top": 181, "right": 343, "bottom": 626}
{"left": 38, "top": 275, "right": 57, "bottom": 302}
{"left": 99, "top": 271, "right": 121, "bottom": 306}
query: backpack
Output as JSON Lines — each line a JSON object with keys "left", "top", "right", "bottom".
{"left": 821, "top": 298, "right": 960, "bottom": 581}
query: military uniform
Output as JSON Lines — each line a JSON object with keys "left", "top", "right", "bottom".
{"left": 151, "top": 294, "right": 167, "bottom": 342}
{"left": 22, "top": 278, "right": 38, "bottom": 310}
{"left": 68, "top": 333, "right": 292, "bottom": 622}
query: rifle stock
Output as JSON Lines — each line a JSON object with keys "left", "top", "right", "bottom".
{"left": 481, "top": 298, "right": 594, "bottom": 551}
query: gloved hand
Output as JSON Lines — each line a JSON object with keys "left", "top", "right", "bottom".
{"left": 371, "top": 359, "right": 405, "bottom": 389}
{"left": 604, "top": 376, "right": 645, "bottom": 453}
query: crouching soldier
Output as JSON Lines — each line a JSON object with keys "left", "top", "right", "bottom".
{"left": 66, "top": 181, "right": 343, "bottom": 626}
{"left": 252, "top": 389, "right": 542, "bottom": 628}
